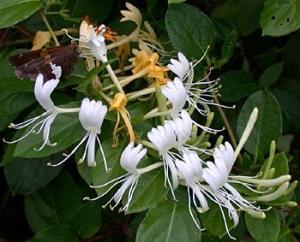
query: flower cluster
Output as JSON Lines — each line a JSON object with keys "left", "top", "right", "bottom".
{"left": 4, "top": 2, "right": 295, "bottom": 240}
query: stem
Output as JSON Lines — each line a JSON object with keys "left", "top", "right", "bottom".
{"left": 213, "top": 94, "right": 237, "bottom": 148}
{"left": 127, "top": 86, "right": 156, "bottom": 100}
{"left": 105, "top": 64, "right": 124, "bottom": 94}
{"left": 144, "top": 110, "right": 170, "bottom": 120}
{"left": 137, "top": 162, "right": 164, "bottom": 174}
{"left": 103, "top": 68, "right": 149, "bottom": 91}
{"left": 139, "top": 140, "right": 157, "bottom": 150}
{"left": 40, "top": 12, "right": 60, "bottom": 46}
{"left": 57, "top": 107, "right": 80, "bottom": 113}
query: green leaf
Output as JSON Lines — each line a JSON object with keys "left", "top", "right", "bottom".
{"left": 136, "top": 200, "right": 201, "bottom": 242}
{"left": 0, "top": 49, "right": 33, "bottom": 92}
{"left": 272, "top": 88, "right": 300, "bottom": 132}
{"left": 245, "top": 209, "right": 280, "bottom": 242}
{"left": 0, "top": 0, "right": 42, "bottom": 29}
{"left": 72, "top": 202, "right": 101, "bottom": 239}
{"left": 0, "top": 91, "right": 35, "bottom": 131}
{"left": 259, "top": 62, "right": 283, "bottom": 87}
{"left": 200, "top": 201, "right": 234, "bottom": 238}
{"left": 24, "top": 171, "right": 82, "bottom": 232}
{"left": 212, "top": 0, "right": 264, "bottom": 36}
{"left": 272, "top": 152, "right": 289, "bottom": 177}
{"left": 70, "top": 0, "right": 112, "bottom": 23}
{"left": 4, "top": 155, "right": 62, "bottom": 195}
{"left": 168, "top": 0, "right": 186, "bottom": 4}
{"left": 220, "top": 70, "right": 259, "bottom": 102}
{"left": 76, "top": 59, "right": 116, "bottom": 94}
{"left": 14, "top": 112, "right": 85, "bottom": 158}
{"left": 260, "top": 0, "right": 300, "bottom": 36}
{"left": 91, "top": 139, "right": 126, "bottom": 194}
{"left": 221, "top": 30, "right": 238, "bottom": 64}
{"left": 127, "top": 169, "right": 167, "bottom": 214}
{"left": 27, "top": 225, "right": 78, "bottom": 242}
{"left": 0, "top": 91, "right": 34, "bottom": 115}
{"left": 165, "top": 3, "right": 216, "bottom": 59}
{"left": 237, "top": 90, "right": 282, "bottom": 158}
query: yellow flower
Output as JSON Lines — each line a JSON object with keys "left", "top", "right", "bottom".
{"left": 130, "top": 45, "right": 168, "bottom": 85}
{"left": 109, "top": 93, "right": 135, "bottom": 146}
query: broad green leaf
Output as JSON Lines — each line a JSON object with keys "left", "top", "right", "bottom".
{"left": 272, "top": 152, "right": 289, "bottom": 177}
{"left": 277, "top": 226, "right": 295, "bottom": 242}
{"left": 168, "top": 0, "right": 186, "bottom": 4}
{"left": 282, "top": 32, "right": 300, "bottom": 81}
{"left": 0, "top": 91, "right": 35, "bottom": 131}
{"left": 24, "top": 171, "right": 82, "bottom": 232}
{"left": 220, "top": 70, "right": 259, "bottom": 102}
{"left": 272, "top": 88, "right": 300, "bottom": 132}
{"left": 0, "top": 91, "right": 34, "bottom": 115}
{"left": 245, "top": 209, "right": 280, "bottom": 242}
{"left": 72, "top": 202, "right": 102, "bottom": 239}
{"left": 136, "top": 200, "right": 201, "bottom": 242}
{"left": 166, "top": 3, "right": 216, "bottom": 59}
{"left": 70, "top": 0, "right": 112, "bottom": 23}
{"left": 237, "top": 90, "right": 282, "bottom": 158}
{"left": 76, "top": 59, "right": 116, "bottom": 94}
{"left": 0, "top": 49, "right": 33, "bottom": 92}
{"left": 221, "top": 30, "right": 238, "bottom": 64}
{"left": 27, "top": 225, "right": 77, "bottom": 242}
{"left": 259, "top": 62, "right": 283, "bottom": 87}
{"left": 127, "top": 169, "right": 167, "bottom": 214}
{"left": 92, "top": 139, "right": 126, "bottom": 194}
{"left": 14, "top": 112, "right": 85, "bottom": 158}
{"left": 0, "top": 0, "right": 42, "bottom": 29}
{"left": 212, "top": 0, "right": 264, "bottom": 36}
{"left": 4, "top": 155, "right": 62, "bottom": 195}
{"left": 200, "top": 201, "right": 234, "bottom": 238}
{"left": 260, "top": 0, "right": 300, "bottom": 36}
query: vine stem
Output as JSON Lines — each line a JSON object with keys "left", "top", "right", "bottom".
{"left": 40, "top": 11, "right": 60, "bottom": 46}
{"left": 212, "top": 94, "right": 237, "bottom": 148}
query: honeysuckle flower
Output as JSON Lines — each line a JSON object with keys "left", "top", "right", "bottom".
{"left": 161, "top": 77, "right": 187, "bottom": 117}
{"left": 147, "top": 122, "right": 179, "bottom": 197}
{"left": 165, "top": 51, "right": 232, "bottom": 116}
{"left": 201, "top": 142, "right": 264, "bottom": 238}
{"left": 48, "top": 98, "right": 107, "bottom": 168}
{"left": 88, "top": 25, "right": 108, "bottom": 62}
{"left": 168, "top": 52, "right": 193, "bottom": 83}
{"left": 175, "top": 150, "right": 208, "bottom": 229}
{"left": 84, "top": 142, "right": 147, "bottom": 212}
{"left": 4, "top": 63, "right": 67, "bottom": 151}
{"left": 106, "top": 2, "right": 142, "bottom": 50}
{"left": 109, "top": 93, "right": 135, "bottom": 145}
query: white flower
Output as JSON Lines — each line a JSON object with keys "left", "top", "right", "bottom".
{"left": 49, "top": 98, "right": 107, "bottom": 168}
{"left": 4, "top": 63, "right": 62, "bottom": 151}
{"left": 169, "top": 110, "right": 193, "bottom": 147}
{"left": 202, "top": 142, "right": 235, "bottom": 190}
{"left": 161, "top": 77, "right": 187, "bottom": 118}
{"left": 79, "top": 21, "right": 108, "bottom": 62}
{"left": 88, "top": 25, "right": 108, "bottom": 62}
{"left": 165, "top": 51, "right": 231, "bottom": 117}
{"left": 167, "top": 52, "right": 193, "bottom": 82}
{"left": 175, "top": 150, "right": 208, "bottom": 229}
{"left": 147, "top": 122, "right": 179, "bottom": 197}
{"left": 202, "top": 142, "right": 262, "bottom": 238}
{"left": 85, "top": 142, "right": 147, "bottom": 212}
